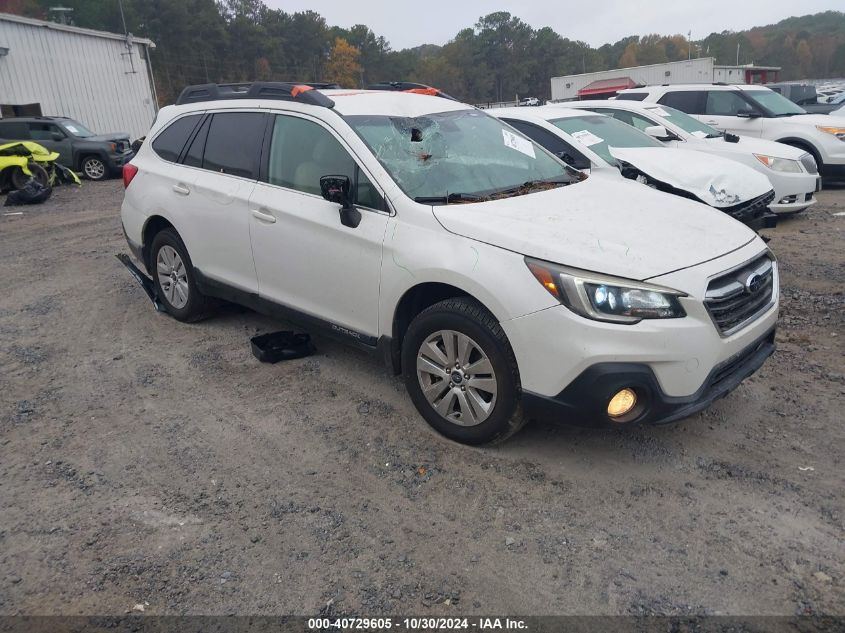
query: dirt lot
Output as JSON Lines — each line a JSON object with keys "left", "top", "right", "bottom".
{"left": 0, "top": 180, "right": 843, "bottom": 617}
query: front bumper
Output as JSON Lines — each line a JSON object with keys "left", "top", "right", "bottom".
{"left": 522, "top": 328, "right": 775, "bottom": 427}
{"left": 106, "top": 150, "right": 135, "bottom": 173}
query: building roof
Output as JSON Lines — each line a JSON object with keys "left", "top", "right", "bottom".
{"left": 577, "top": 77, "right": 638, "bottom": 96}
{"left": 0, "top": 12, "right": 155, "bottom": 48}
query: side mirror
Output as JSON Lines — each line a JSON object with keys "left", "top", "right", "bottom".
{"left": 736, "top": 108, "right": 761, "bottom": 119}
{"left": 643, "top": 125, "right": 675, "bottom": 141}
{"left": 51, "top": 132, "right": 65, "bottom": 141}
{"left": 556, "top": 151, "right": 591, "bottom": 171}
{"left": 320, "top": 175, "right": 361, "bottom": 228}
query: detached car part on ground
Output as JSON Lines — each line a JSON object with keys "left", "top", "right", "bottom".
{"left": 490, "top": 106, "right": 777, "bottom": 229}
{"left": 0, "top": 141, "right": 80, "bottom": 194}
{"left": 565, "top": 100, "right": 820, "bottom": 215}
{"left": 120, "top": 82, "right": 778, "bottom": 445}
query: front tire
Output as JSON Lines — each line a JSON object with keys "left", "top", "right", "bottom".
{"left": 402, "top": 297, "right": 526, "bottom": 445}
{"left": 81, "top": 156, "right": 107, "bottom": 181}
{"left": 10, "top": 163, "right": 49, "bottom": 190}
{"left": 150, "top": 228, "right": 210, "bottom": 322}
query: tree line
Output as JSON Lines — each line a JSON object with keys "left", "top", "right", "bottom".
{"left": 5, "top": 0, "right": 845, "bottom": 104}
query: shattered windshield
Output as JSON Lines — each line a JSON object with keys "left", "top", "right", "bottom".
{"left": 346, "top": 109, "right": 577, "bottom": 203}
{"left": 551, "top": 114, "right": 662, "bottom": 166}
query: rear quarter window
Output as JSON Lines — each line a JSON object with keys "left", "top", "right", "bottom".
{"left": 0, "top": 121, "right": 32, "bottom": 139}
{"left": 151, "top": 115, "right": 203, "bottom": 162}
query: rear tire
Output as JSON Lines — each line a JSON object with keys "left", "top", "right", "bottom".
{"left": 150, "top": 228, "right": 211, "bottom": 322}
{"left": 401, "top": 297, "right": 526, "bottom": 445}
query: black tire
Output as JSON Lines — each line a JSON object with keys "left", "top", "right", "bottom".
{"left": 81, "top": 155, "right": 108, "bottom": 181}
{"left": 10, "top": 163, "right": 49, "bottom": 190}
{"left": 401, "top": 297, "right": 526, "bottom": 445}
{"left": 149, "top": 228, "right": 211, "bottom": 322}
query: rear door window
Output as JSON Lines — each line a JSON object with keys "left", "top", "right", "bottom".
{"left": 202, "top": 112, "right": 266, "bottom": 179}
{"left": 152, "top": 115, "right": 202, "bottom": 162}
{"left": 657, "top": 90, "right": 706, "bottom": 114}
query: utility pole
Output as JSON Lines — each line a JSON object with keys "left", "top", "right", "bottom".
{"left": 688, "top": 31, "right": 691, "bottom": 60}
{"left": 736, "top": 42, "right": 741, "bottom": 65}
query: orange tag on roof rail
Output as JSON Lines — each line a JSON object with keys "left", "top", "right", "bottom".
{"left": 291, "top": 84, "right": 314, "bottom": 97}
{"left": 404, "top": 87, "right": 440, "bottom": 96}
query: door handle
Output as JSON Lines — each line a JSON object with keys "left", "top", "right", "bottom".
{"left": 704, "top": 120, "right": 719, "bottom": 125}
{"left": 172, "top": 183, "right": 190, "bottom": 195}
{"left": 251, "top": 208, "right": 276, "bottom": 224}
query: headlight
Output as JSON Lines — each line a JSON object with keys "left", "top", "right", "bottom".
{"left": 525, "top": 257, "right": 687, "bottom": 323}
{"left": 816, "top": 126, "right": 845, "bottom": 141}
{"left": 753, "top": 154, "right": 803, "bottom": 173}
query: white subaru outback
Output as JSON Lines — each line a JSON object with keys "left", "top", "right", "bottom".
{"left": 121, "top": 82, "right": 778, "bottom": 445}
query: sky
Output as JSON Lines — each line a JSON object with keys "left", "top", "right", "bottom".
{"left": 265, "top": 0, "right": 844, "bottom": 50}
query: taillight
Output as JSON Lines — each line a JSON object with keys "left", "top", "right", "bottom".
{"left": 123, "top": 163, "right": 138, "bottom": 188}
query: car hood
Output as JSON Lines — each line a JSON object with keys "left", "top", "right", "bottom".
{"left": 700, "top": 134, "right": 807, "bottom": 160}
{"left": 86, "top": 133, "right": 131, "bottom": 143}
{"left": 608, "top": 146, "right": 773, "bottom": 208}
{"left": 431, "top": 175, "right": 757, "bottom": 281}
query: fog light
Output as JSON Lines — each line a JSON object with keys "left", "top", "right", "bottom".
{"left": 607, "top": 388, "right": 637, "bottom": 419}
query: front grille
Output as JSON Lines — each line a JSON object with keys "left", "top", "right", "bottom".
{"left": 720, "top": 190, "right": 775, "bottom": 225}
{"left": 800, "top": 153, "right": 818, "bottom": 174}
{"left": 709, "top": 329, "right": 774, "bottom": 389}
{"left": 705, "top": 254, "right": 776, "bottom": 335}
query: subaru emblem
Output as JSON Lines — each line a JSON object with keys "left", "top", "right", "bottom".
{"left": 744, "top": 273, "right": 762, "bottom": 294}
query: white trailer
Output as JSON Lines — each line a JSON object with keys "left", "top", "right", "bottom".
{"left": 0, "top": 13, "right": 157, "bottom": 139}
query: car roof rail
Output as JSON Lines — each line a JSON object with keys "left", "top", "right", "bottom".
{"left": 175, "top": 82, "right": 335, "bottom": 108}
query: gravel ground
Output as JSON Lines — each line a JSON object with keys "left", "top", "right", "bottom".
{"left": 0, "top": 180, "right": 843, "bottom": 617}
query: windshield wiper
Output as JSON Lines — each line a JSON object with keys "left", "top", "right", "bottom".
{"left": 414, "top": 192, "right": 488, "bottom": 205}
{"left": 489, "top": 177, "right": 573, "bottom": 197}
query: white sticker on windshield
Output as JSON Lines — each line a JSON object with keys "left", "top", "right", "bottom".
{"left": 570, "top": 130, "right": 604, "bottom": 147}
{"left": 647, "top": 107, "right": 670, "bottom": 117}
{"left": 691, "top": 130, "right": 708, "bottom": 139}
{"left": 502, "top": 129, "right": 536, "bottom": 158}
{"left": 64, "top": 124, "right": 80, "bottom": 134}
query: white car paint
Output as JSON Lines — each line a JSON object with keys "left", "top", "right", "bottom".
{"left": 122, "top": 89, "right": 776, "bottom": 428}
{"left": 489, "top": 106, "right": 774, "bottom": 216}
{"left": 566, "top": 100, "right": 819, "bottom": 214}
{"left": 616, "top": 84, "right": 845, "bottom": 180}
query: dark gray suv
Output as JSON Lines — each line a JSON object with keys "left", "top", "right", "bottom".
{"left": 0, "top": 116, "right": 134, "bottom": 181}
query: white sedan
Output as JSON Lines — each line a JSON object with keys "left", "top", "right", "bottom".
{"left": 490, "top": 106, "right": 777, "bottom": 230}
{"left": 566, "top": 100, "right": 819, "bottom": 214}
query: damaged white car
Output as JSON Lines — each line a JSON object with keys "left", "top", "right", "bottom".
{"left": 490, "top": 106, "right": 777, "bottom": 229}
{"left": 565, "top": 100, "right": 820, "bottom": 215}
{"left": 121, "top": 84, "right": 778, "bottom": 445}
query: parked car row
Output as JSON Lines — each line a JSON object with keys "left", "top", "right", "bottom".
{"left": 615, "top": 83, "right": 845, "bottom": 181}
{"left": 120, "top": 82, "right": 779, "bottom": 445}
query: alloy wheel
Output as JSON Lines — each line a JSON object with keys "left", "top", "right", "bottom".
{"left": 156, "top": 245, "right": 189, "bottom": 309}
{"left": 416, "top": 329, "right": 498, "bottom": 426}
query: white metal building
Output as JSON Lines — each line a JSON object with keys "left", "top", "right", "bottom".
{"left": 0, "top": 13, "right": 157, "bottom": 139}
{"left": 551, "top": 58, "right": 780, "bottom": 101}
